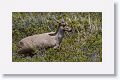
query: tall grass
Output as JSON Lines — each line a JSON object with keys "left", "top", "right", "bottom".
{"left": 12, "top": 12, "right": 102, "bottom": 62}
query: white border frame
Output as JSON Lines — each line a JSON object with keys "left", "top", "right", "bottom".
{"left": 0, "top": 0, "right": 114, "bottom": 74}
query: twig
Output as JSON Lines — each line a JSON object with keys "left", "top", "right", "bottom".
{"left": 47, "top": 26, "right": 52, "bottom": 32}
{"left": 88, "top": 13, "right": 92, "bottom": 31}
{"left": 75, "top": 27, "right": 80, "bottom": 43}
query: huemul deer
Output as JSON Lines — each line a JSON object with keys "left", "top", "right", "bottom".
{"left": 17, "top": 18, "right": 72, "bottom": 56}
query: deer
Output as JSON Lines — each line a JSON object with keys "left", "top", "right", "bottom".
{"left": 17, "top": 17, "right": 72, "bottom": 57}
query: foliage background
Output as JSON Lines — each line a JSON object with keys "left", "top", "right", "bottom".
{"left": 12, "top": 12, "right": 102, "bottom": 62}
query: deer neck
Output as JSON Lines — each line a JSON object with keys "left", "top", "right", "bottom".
{"left": 55, "top": 27, "right": 65, "bottom": 44}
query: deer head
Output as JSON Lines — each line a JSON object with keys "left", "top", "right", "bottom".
{"left": 53, "top": 17, "right": 72, "bottom": 32}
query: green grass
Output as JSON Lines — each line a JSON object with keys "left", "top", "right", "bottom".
{"left": 12, "top": 12, "right": 102, "bottom": 62}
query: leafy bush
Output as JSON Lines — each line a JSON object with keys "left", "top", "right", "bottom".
{"left": 12, "top": 12, "right": 102, "bottom": 62}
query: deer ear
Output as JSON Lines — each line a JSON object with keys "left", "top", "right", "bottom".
{"left": 61, "top": 17, "right": 65, "bottom": 22}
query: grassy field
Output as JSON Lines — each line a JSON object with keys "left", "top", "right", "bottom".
{"left": 12, "top": 12, "right": 102, "bottom": 62}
